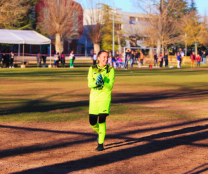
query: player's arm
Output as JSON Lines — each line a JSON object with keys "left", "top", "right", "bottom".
{"left": 88, "top": 67, "right": 97, "bottom": 88}
{"left": 103, "top": 68, "right": 115, "bottom": 90}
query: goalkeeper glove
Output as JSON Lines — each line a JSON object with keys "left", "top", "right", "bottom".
{"left": 96, "top": 74, "right": 104, "bottom": 85}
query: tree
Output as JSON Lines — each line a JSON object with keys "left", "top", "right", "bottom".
{"left": 100, "top": 4, "right": 123, "bottom": 52}
{"left": 0, "top": 0, "right": 39, "bottom": 29}
{"left": 190, "top": 0, "right": 197, "bottom": 11}
{"left": 83, "top": 0, "right": 103, "bottom": 54}
{"left": 182, "top": 11, "right": 208, "bottom": 55}
{"left": 38, "top": 0, "right": 82, "bottom": 54}
{"left": 133, "top": 0, "right": 190, "bottom": 55}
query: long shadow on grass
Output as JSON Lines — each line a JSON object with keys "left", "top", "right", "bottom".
{"left": 1, "top": 87, "right": 208, "bottom": 116}
{"left": 183, "top": 163, "right": 208, "bottom": 174}
{"left": 1, "top": 119, "right": 208, "bottom": 165}
{"left": 11, "top": 122, "right": 208, "bottom": 174}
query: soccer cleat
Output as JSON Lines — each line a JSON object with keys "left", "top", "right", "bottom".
{"left": 95, "top": 144, "right": 104, "bottom": 151}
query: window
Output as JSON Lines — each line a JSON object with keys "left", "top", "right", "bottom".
{"left": 129, "top": 16, "right": 136, "bottom": 24}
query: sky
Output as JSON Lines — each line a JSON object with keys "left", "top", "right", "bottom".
{"left": 114, "top": 0, "right": 206, "bottom": 14}
{"left": 91, "top": 0, "right": 207, "bottom": 15}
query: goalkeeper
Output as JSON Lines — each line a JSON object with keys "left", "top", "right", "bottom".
{"left": 88, "top": 50, "right": 115, "bottom": 151}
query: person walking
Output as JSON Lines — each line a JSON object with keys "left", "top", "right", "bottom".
{"left": 196, "top": 54, "right": 201, "bottom": 68}
{"left": 191, "top": 52, "right": 196, "bottom": 68}
{"left": 69, "top": 50, "right": 75, "bottom": 68}
{"left": 9, "top": 51, "right": 14, "bottom": 68}
{"left": 88, "top": 50, "right": 115, "bottom": 151}
{"left": 202, "top": 51, "right": 206, "bottom": 65}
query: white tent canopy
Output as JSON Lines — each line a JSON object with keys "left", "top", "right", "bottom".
{"left": 0, "top": 29, "right": 51, "bottom": 45}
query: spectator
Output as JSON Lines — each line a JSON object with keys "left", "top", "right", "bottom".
{"left": 55, "top": 52, "right": 60, "bottom": 68}
{"left": 180, "top": 50, "right": 184, "bottom": 66}
{"left": 9, "top": 51, "right": 14, "bottom": 68}
{"left": 93, "top": 51, "right": 97, "bottom": 65}
{"left": 118, "top": 56, "right": 125, "bottom": 69}
{"left": 164, "top": 52, "right": 168, "bottom": 67}
{"left": 196, "top": 54, "right": 201, "bottom": 68}
{"left": 115, "top": 51, "right": 119, "bottom": 58}
{"left": 140, "top": 50, "right": 144, "bottom": 66}
{"left": 202, "top": 51, "right": 206, "bottom": 65}
{"left": 158, "top": 53, "right": 163, "bottom": 68}
{"left": 130, "top": 50, "right": 134, "bottom": 68}
{"left": 53, "top": 53, "right": 58, "bottom": 67}
{"left": 177, "top": 52, "right": 181, "bottom": 68}
{"left": 112, "top": 56, "right": 116, "bottom": 68}
{"left": 61, "top": 52, "right": 65, "bottom": 68}
{"left": 70, "top": 50, "right": 75, "bottom": 68}
{"left": 154, "top": 52, "right": 158, "bottom": 67}
{"left": 125, "top": 50, "right": 130, "bottom": 70}
{"left": 191, "top": 52, "right": 196, "bottom": 68}
{"left": 42, "top": 50, "right": 47, "bottom": 68}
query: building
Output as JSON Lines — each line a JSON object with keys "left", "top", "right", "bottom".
{"left": 79, "top": 8, "right": 149, "bottom": 55}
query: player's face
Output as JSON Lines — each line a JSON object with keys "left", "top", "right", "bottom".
{"left": 98, "top": 52, "right": 108, "bottom": 67}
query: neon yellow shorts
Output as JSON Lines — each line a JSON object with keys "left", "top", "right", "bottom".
{"left": 89, "top": 100, "right": 111, "bottom": 115}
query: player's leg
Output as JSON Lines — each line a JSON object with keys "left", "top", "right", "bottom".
{"left": 95, "top": 100, "right": 111, "bottom": 151}
{"left": 89, "top": 114, "right": 99, "bottom": 134}
{"left": 89, "top": 100, "right": 99, "bottom": 133}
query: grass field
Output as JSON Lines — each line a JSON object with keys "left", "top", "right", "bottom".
{"left": 1, "top": 67, "right": 208, "bottom": 174}
{"left": 1, "top": 67, "right": 208, "bottom": 122}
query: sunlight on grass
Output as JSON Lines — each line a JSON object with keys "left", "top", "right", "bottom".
{"left": 1, "top": 68, "right": 208, "bottom": 122}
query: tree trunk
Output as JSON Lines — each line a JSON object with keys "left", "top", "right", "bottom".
{"left": 162, "top": 41, "right": 164, "bottom": 56}
{"left": 117, "top": 31, "right": 122, "bottom": 54}
{"left": 157, "top": 39, "right": 161, "bottom": 55}
{"left": 195, "top": 43, "right": 198, "bottom": 56}
{"left": 94, "top": 43, "right": 100, "bottom": 54}
{"left": 55, "top": 33, "right": 63, "bottom": 54}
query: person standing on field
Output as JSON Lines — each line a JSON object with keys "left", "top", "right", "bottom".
{"left": 196, "top": 54, "right": 201, "bottom": 68}
{"left": 9, "top": 51, "right": 14, "bottom": 68}
{"left": 125, "top": 50, "right": 130, "bottom": 70}
{"left": 69, "top": 50, "right": 74, "bottom": 68}
{"left": 158, "top": 53, "right": 163, "bottom": 68}
{"left": 130, "top": 50, "right": 134, "bottom": 68}
{"left": 191, "top": 52, "right": 196, "bottom": 68}
{"left": 164, "top": 52, "right": 168, "bottom": 67}
{"left": 88, "top": 50, "right": 115, "bottom": 151}
{"left": 140, "top": 50, "right": 144, "bottom": 66}
{"left": 154, "top": 52, "right": 158, "bottom": 67}
{"left": 202, "top": 51, "right": 206, "bottom": 65}
{"left": 177, "top": 52, "right": 181, "bottom": 68}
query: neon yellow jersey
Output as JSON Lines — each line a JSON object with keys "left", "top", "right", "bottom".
{"left": 88, "top": 64, "right": 115, "bottom": 101}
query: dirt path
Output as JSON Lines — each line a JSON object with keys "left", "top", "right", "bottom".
{"left": 0, "top": 119, "right": 208, "bottom": 174}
